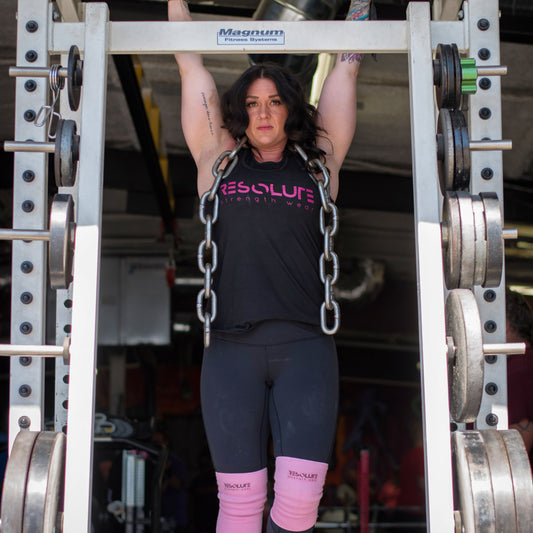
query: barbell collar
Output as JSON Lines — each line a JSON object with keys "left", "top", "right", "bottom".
{"left": 4, "top": 140, "right": 55, "bottom": 153}
{"left": 0, "top": 229, "right": 50, "bottom": 241}
{"left": 469, "top": 139, "right": 513, "bottom": 151}
{"left": 483, "top": 342, "right": 526, "bottom": 356}
{"left": 502, "top": 228, "right": 518, "bottom": 240}
{"left": 9, "top": 66, "right": 68, "bottom": 78}
{"left": 476, "top": 65, "right": 507, "bottom": 77}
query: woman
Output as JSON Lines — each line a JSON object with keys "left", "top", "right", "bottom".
{"left": 168, "top": 1, "right": 370, "bottom": 531}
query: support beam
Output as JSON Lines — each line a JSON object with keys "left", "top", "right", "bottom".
{"left": 407, "top": 3, "right": 455, "bottom": 532}
{"left": 9, "top": 0, "right": 50, "bottom": 450}
{"left": 62, "top": 4, "right": 109, "bottom": 532}
{"left": 50, "top": 19, "right": 466, "bottom": 55}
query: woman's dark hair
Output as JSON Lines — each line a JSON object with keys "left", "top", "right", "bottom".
{"left": 221, "top": 62, "right": 327, "bottom": 161}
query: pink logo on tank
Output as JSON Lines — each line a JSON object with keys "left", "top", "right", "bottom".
{"left": 218, "top": 180, "right": 316, "bottom": 211}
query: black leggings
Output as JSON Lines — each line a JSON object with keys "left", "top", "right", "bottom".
{"left": 201, "top": 320, "right": 339, "bottom": 473}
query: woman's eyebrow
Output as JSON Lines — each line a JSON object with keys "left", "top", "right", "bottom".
{"left": 245, "top": 94, "right": 280, "bottom": 99}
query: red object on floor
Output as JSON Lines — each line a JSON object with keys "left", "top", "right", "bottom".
{"left": 358, "top": 450, "right": 370, "bottom": 533}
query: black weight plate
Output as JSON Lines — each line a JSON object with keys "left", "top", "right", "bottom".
{"left": 444, "top": 44, "right": 457, "bottom": 109}
{"left": 54, "top": 119, "right": 64, "bottom": 188}
{"left": 54, "top": 119, "right": 79, "bottom": 188}
{"left": 437, "top": 109, "right": 456, "bottom": 193}
{"left": 67, "top": 45, "right": 82, "bottom": 111}
{"left": 449, "top": 109, "right": 463, "bottom": 189}
{"left": 440, "top": 44, "right": 453, "bottom": 109}
{"left": 450, "top": 43, "right": 462, "bottom": 109}
{"left": 433, "top": 46, "right": 442, "bottom": 86}
{"left": 450, "top": 110, "right": 470, "bottom": 190}
{"left": 459, "top": 115, "right": 471, "bottom": 188}
{"left": 435, "top": 44, "right": 449, "bottom": 109}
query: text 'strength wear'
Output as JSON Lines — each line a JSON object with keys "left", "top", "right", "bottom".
{"left": 212, "top": 148, "right": 323, "bottom": 331}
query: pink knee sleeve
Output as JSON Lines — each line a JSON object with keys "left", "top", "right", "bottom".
{"left": 270, "top": 456, "right": 328, "bottom": 531}
{"left": 215, "top": 468, "right": 268, "bottom": 533}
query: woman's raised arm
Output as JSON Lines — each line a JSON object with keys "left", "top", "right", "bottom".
{"left": 168, "top": 0, "right": 234, "bottom": 194}
{"left": 316, "top": 0, "right": 370, "bottom": 199}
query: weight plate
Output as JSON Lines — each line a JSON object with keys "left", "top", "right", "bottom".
{"left": 450, "top": 43, "right": 462, "bottom": 110}
{"left": 450, "top": 109, "right": 470, "bottom": 190}
{"left": 458, "top": 112, "right": 471, "bottom": 187}
{"left": 433, "top": 46, "right": 443, "bottom": 101}
{"left": 446, "top": 289, "right": 483, "bottom": 423}
{"left": 450, "top": 110, "right": 464, "bottom": 188}
{"left": 456, "top": 192, "right": 475, "bottom": 288}
{"left": 53, "top": 119, "right": 64, "bottom": 188}
{"left": 479, "top": 430, "right": 517, "bottom": 533}
{"left": 435, "top": 44, "right": 450, "bottom": 109}
{"left": 500, "top": 430, "right": 533, "bottom": 533}
{"left": 452, "top": 430, "right": 496, "bottom": 533}
{"left": 49, "top": 194, "right": 75, "bottom": 289}
{"left": 437, "top": 108, "right": 455, "bottom": 193}
{"left": 0, "top": 431, "right": 39, "bottom": 533}
{"left": 54, "top": 119, "right": 79, "bottom": 188}
{"left": 443, "top": 192, "right": 462, "bottom": 289}
{"left": 23, "top": 431, "right": 66, "bottom": 533}
{"left": 480, "top": 193, "right": 503, "bottom": 287}
{"left": 67, "top": 45, "right": 82, "bottom": 111}
{"left": 471, "top": 195, "right": 487, "bottom": 287}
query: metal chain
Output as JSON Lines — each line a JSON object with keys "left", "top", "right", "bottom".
{"left": 197, "top": 137, "right": 247, "bottom": 347}
{"left": 197, "top": 139, "right": 340, "bottom": 346}
{"left": 294, "top": 144, "right": 341, "bottom": 335}
{"left": 34, "top": 64, "right": 65, "bottom": 139}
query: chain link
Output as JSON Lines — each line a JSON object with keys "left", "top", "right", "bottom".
{"left": 294, "top": 144, "right": 341, "bottom": 335}
{"left": 197, "top": 137, "right": 246, "bottom": 346}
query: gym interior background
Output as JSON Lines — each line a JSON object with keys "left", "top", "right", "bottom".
{"left": 1, "top": 0, "right": 533, "bottom": 529}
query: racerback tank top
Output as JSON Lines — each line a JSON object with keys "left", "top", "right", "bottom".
{"left": 212, "top": 148, "right": 323, "bottom": 331}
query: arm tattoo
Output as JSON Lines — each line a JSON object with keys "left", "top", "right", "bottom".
{"left": 341, "top": 0, "right": 370, "bottom": 64}
{"left": 201, "top": 92, "right": 215, "bottom": 137}
{"left": 346, "top": 0, "right": 370, "bottom": 21}
{"left": 518, "top": 420, "right": 532, "bottom": 432}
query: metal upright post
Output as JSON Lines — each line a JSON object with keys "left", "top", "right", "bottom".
{"left": 465, "top": 0, "right": 508, "bottom": 431}
{"left": 8, "top": 0, "right": 50, "bottom": 450}
{"left": 62, "top": 4, "right": 109, "bottom": 532}
{"left": 406, "top": 3, "right": 455, "bottom": 532}
{"left": 55, "top": 1, "right": 82, "bottom": 437}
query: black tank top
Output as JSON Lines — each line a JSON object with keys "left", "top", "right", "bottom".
{"left": 212, "top": 148, "right": 323, "bottom": 331}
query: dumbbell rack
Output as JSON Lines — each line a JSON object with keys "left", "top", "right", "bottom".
{"left": 3, "top": 0, "right": 528, "bottom": 532}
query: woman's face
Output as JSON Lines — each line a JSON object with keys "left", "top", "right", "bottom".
{"left": 244, "top": 77, "right": 289, "bottom": 154}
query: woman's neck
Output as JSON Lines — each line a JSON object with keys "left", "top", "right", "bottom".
{"left": 251, "top": 145, "right": 286, "bottom": 163}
